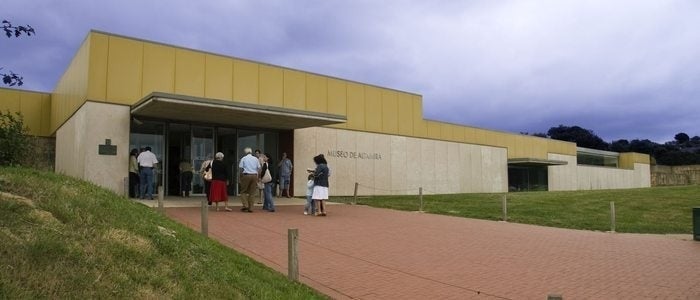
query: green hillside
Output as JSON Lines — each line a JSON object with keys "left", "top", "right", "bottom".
{"left": 0, "top": 167, "right": 326, "bottom": 299}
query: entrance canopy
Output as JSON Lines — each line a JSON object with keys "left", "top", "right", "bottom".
{"left": 131, "top": 92, "right": 346, "bottom": 130}
{"left": 507, "top": 158, "right": 568, "bottom": 167}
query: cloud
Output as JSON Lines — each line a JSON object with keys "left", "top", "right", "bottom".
{"left": 2, "top": 0, "right": 698, "bottom": 143}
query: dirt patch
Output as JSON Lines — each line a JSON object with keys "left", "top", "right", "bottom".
{"left": 0, "top": 192, "right": 35, "bottom": 207}
{"left": 102, "top": 228, "right": 154, "bottom": 253}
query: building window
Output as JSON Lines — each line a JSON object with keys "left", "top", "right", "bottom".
{"left": 576, "top": 147, "right": 619, "bottom": 167}
{"left": 508, "top": 166, "right": 548, "bottom": 192}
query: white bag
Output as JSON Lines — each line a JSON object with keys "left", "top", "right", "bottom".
{"left": 261, "top": 168, "right": 272, "bottom": 183}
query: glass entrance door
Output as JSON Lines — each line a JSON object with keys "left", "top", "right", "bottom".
{"left": 130, "top": 120, "right": 165, "bottom": 197}
{"left": 192, "top": 126, "right": 214, "bottom": 195}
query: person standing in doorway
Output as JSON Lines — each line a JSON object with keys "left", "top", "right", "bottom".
{"left": 261, "top": 153, "right": 275, "bottom": 212}
{"left": 210, "top": 152, "right": 231, "bottom": 211}
{"left": 254, "top": 149, "right": 264, "bottom": 204}
{"left": 137, "top": 146, "right": 158, "bottom": 200}
{"left": 238, "top": 147, "right": 260, "bottom": 212}
{"left": 312, "top": 154, "right": 329, "bottom": 216}
{"left": 278, "top": 152, "right": 293, "bottom": 198}
{"left": 199, "top": 154, "right": 213, "bottom": 205}
{"left": 128, "top": 149, "right": 140, "bottom": 198}
{"left": 179, "top": 159, "right": 193, "bottom": 197}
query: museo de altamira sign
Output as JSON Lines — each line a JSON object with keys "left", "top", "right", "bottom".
{"left": 327, "top": 150, "right": 383, "bottom": 160}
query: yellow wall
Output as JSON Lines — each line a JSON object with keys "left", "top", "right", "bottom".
{"left": 0, "top": 88, "right": 51, "bottom": 136}
{"left": 620, "top": 152, "right": 651, "bottom": 169}
{"left": 13, "top": 30, "right": 640, "bottom": 166}
{"left": 51, "top": 33, "right": 92, "bottom": 134}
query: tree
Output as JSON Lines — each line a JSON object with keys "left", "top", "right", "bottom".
{"left": 628, "top": 139, "right": 658, "bottom": 155}
{"left": 674, "top": 132, "right": 690, "bottom": 145}
{"left": 609, "top": 139, "right": 630, "bottom": 152}
{"left": 546, "top": 125, "right": 609, "bottom": 150}
{"left": 0, "top": 110, "right": 30, "bottom": 165}
{"left": 1, "top": 20, "right": 35, "bottom": 87}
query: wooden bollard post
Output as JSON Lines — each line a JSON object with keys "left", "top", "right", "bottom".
{"left": 502, "top": 194, "right": 508, "bottom": 222}
{"left": 123, "top": 177, "right": 129, "bottom": 198}
{"left": 157, "top": 186, "right": 164, "bottom": 213}
{"left": 201, "top": 199, "right": 208, "bottom": 237}
{"left": 610, "top": 201, "right": 616, "bottom": 233}
{"left": 353, "top": 182, "right": 359, "bottom": 205}
{"left": 288, "top": 228, "right": 299, "bottom": 281}
{"left": 547, "top": 294, "right": 563, "bottom": 300}
{"left": 419, "top": 187, "right": 424, "bottom": 212}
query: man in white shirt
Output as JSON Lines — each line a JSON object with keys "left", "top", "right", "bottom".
{"left": 137, "top": 146, "right": 159, "bottom": 200}
{"left": 238, "top": 147, "right": 260, "bottom": 212}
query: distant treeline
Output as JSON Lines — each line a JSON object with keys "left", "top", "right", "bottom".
{"left": 522, "top": 125, "right": 700, "bottom": 166}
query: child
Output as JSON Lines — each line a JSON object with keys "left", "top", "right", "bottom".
{"left": 304, "top": 173, "right": 315, "bottom": 215}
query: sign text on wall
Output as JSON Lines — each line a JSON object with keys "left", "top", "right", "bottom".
{"left": 327, "top": 150, "right": 382, "bottom": 160}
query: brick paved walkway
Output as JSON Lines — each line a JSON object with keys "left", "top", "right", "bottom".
{"left": 166, "top": 203, "right": 700, "bottom": 299}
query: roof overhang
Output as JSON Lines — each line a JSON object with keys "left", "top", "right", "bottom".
{"left": 131, "top": 92, "right": 346, "bottom": 130}
{"left": 508, "top": 158, "right": 568, "bottom": 167}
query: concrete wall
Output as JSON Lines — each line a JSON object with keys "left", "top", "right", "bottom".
{"left": 294, "top": 127, "right": 508, "bottom": 196}
{"left": 652, "top": 165, "right": 700, "bottom": 186}
{"left": 55, "top": 102, "right": 130, "bottom": 193}
{"left": 548, "top": 153, "right": 651, "bottom": 191}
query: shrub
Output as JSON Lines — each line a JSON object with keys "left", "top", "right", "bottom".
{"left": 0, "top": 110, "right": 30, "bottom": 166}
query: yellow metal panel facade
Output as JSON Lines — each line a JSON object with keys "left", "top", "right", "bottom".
{"left": 439, "top": 123, "right": 452, "bottom": 141}
{"left": 19, "top": 92, "right": 43, "bottom": 136}
{"left": 364, "top": 86, "right": 382, "bottom": 132}
{"left": 87, "top": 33, "right": 108, "bottom": 101}
{"left": 620, "top": 152, "right": 650, "bottom": 168}
{"left": 326, "top": 78, "right": 346, "bottom": 129}
{"left": 0, "top": 88, "right": 20, "bottom": 112}
{"left": 283, "top": 69, "right": 306, "bottom": 110}
{"left": 232, "top": 59, "right": 259, "bottom": 104}
{"left": 452, "top": 125, "right": 465, "bottom": 142}
{"left": 397, "top": 93, "right": 413, "bottom": 136}
{"left": 381, "top": 90, "right": 398, "bottom": 134}
{"left": 0, "top": 89, "right": 52, "bottom": 137}
{"left": 204, "top": 54, "right": 233, "bottom": 100}
{"left": 175, "top": 49, "right": 205, "bottom": 97}
{"left": 106, "top": 36, "right": 143, "bottom": 104}
{"left": 345, "top": 82, "right": 365, "bottom": 130}
{"left": 39, "top": 94, "right": 51, "bottom": 136}
{"left": 19, "top": 31, "right": 653, "bottom": 170}
{"left": 53, "top": 34, "right": 91, "bottom": 133}
{"left": 306, "top": 73, "right": 327, "bottom": 113}
{"left": 142, "top": 43, "right": 175, "bottom": 96}
{"left": 327, "top": 78, "right": 346, "bottom": 115}
{"left": 259, "top": 65, "right": 283, "bottom": 107}
{"left": 412, "top": 101, "right": 427, "bottom": 138}
{"left": 427, "top": 121, "right": 440, "bottom": 138}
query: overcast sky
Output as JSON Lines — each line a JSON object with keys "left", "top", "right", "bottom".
{"left": 3, "top": 1, "right": 699, "bottom": 143}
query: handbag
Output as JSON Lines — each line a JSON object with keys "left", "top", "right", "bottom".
{"left": 203, "top": 161, "right": 213, "bottom": 181}
{"left": 261, "top": 168, "right": 272, "bottom": 183}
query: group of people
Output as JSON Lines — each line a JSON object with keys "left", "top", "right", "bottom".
{"left": 128, "top": 146, "right": 159, "bottom": 200}
{"left": 201, "top": 149, "right": 330, "bottom": 216}
{"left": 129, "top": 146, "right": 330, "bottom": 216}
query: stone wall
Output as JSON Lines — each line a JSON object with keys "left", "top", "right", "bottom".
{"left": 548, "top": 153, "right": 651, "bottom": 191}
{"left": 651, "top": 165, "right": 700, "bottom": 186}
{"left": 20, "top": 136, "right": 55, "bottom": 171}
{"left": 294, "top": 127, "right": 508, "bottom": 196}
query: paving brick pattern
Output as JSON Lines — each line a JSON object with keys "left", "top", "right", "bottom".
{"left": 166, "top": 204, "right": 700, "bottom": 299}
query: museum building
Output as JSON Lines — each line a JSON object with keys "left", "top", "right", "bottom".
{"left": 0, "top": 30, "right": 651, "bottom": 197}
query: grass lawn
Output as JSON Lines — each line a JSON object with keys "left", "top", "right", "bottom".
{"left": 0, "top": 167, "right": 326, "bottom": 299}
{"left": 332, "top": 185, "right": 700, "bottom": 234}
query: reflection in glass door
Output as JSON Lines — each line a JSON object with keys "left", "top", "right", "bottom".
{"left": 130, "top": 120, "right": 165, "bottom": 196}
{"left": 192, "top": 126, "right": 214, "bottom": 195}
{"left": 217, "top": 128, "right": 237, "bottom": 195}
